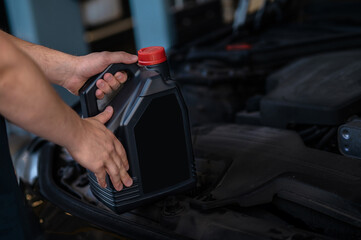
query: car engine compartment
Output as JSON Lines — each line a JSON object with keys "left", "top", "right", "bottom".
{"left": 15, "top": 0, "right": 361, "bottom": 239}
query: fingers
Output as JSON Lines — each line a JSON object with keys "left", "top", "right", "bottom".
{"left": 106, "top": 162, "right": 123, "bottom": 191}
{"left": 96, "top": 71, "right": 127, "bottom": 99}
{"left": 114, "top": 71, "right": 127, "bottom": 84}
{"left": 93, "top": 106, "right": 113, "bottom": 124}
{"left": 104, "top": 73, "right": 121, "bottom": 90}
{"left": 105, "top": 155, "right": 133, "bottom": 191}
{"left": 96, "top": 79, "right": 112, "bottom": 96}
{"left": 93, "top": 144, "right": 132, "bottom": 191}
{"left": 95, "top": 170, "right": 107, "bottom": 188}
{"left": 95, "top": 89, "right": 104, "bottom": 99}
{"left": 114, "top": 139, "right": 129, "bottom": 171}
{"left": 110, "top": 139, "right": 133, "bottom": 188}
{"left": 95, "top": 50, "right": 136, "bottom": 99}
{"left": 89, "top": 115, "right": 132, "bottom": 190}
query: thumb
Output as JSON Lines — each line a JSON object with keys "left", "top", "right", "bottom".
{"left": 94, "top": 106, "right": 113, "bottom": 124}
{"left": 107, "top": 51, "right": 138, "bottom": 64}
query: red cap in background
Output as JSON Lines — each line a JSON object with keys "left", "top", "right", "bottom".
{"left": 138, "top": 46, "right": 167, "bottom": 66}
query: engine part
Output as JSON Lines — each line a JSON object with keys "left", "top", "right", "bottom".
{"left": 338, "top": 119, "right": 361, "bottom": 159}
{"left": 191, "top": 124, "right": 361, "bottom": 238}
{"left": 36, "top": 140, "right": 332, "bottom": 240}
{"left": 260, "top": 50, "right": 361, "bottom": 127}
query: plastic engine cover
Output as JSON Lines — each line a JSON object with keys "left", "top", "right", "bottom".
{"left": 261, "top": 50, "right": 361, "bottom": 127}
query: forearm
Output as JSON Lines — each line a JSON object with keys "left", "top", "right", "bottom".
{"left": 1, "top": 30, "right": 77, "bottom": 87}
{"left": 0, "top": 31, "right": 133, "bottom": 190}
{"left": 1, "top": 30, "right": 138, "bottom": 97}
{"left": 0, "top": 32, "right": 82, "bottom": 149}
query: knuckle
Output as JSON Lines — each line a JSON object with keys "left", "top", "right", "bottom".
{"left": 112, "top": 139, "right": 119, "bottom": 146}
{"left": 104, "top": 152, "right": 112, "bottom": 161}
{"left": 113, "top": 171, "right": 121, "bottom": 178}
{"left": 94, "top": 163, "right": 105, "bottom": 172}
{"left": 99, "top": 152, "right": 109, "bottom": 162}
{"left": 119, "top": 151, "right": 127, "bottom": 160}
{"left": 104, "top": 142, "right": 113, "bottom": 151}
{"left": 119, "top": 168, "right": 129, "bottom": 178}
{"left": 117, "top": 160, "right": 124, "bottom": 168}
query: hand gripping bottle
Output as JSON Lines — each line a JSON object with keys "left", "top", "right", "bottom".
{"left": 79, "top": 46, "right": 196, "bottom": 213}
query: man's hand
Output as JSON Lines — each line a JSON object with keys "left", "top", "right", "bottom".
{"left": 2, "top": 31, "right": 138, "bottom": 98}
{"left": 62, "top": 51, "right": 138, "bottom": 98}
{"left": 66, "top": 106, "right": 133, "bottom": 191}
{"left": 0, "top": 31, "right": 134, "bottom": 191}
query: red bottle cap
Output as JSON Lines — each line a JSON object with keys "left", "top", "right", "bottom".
{"left": 138, "top": 46, "right": 167, "bottom": 66}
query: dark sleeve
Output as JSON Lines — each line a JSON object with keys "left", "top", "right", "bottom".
{"left": 0, "top": 116, "right": 37, "bottom": 240}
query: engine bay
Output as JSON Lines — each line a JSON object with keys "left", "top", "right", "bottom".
{"left": 15, "top": 0, "right": 361, "bottom": 239}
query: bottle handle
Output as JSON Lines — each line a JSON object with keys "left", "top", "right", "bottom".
{"left": 79, "top": 63, "right": 139, "bottom": 118}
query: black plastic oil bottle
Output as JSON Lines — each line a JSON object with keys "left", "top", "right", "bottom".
{"left": 79, "top": 46, "right": 196, "bottom": 213}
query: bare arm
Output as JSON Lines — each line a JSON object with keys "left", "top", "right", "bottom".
{"left": 1, "top": 31, "right": 138, "bottom": 98}
{"left": 0, "top": 31, "right": 132, "bottom": 191}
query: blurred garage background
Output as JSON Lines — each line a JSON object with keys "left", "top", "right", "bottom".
{"left": 0, "top": 0, "right": 250, "bottom": 105}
